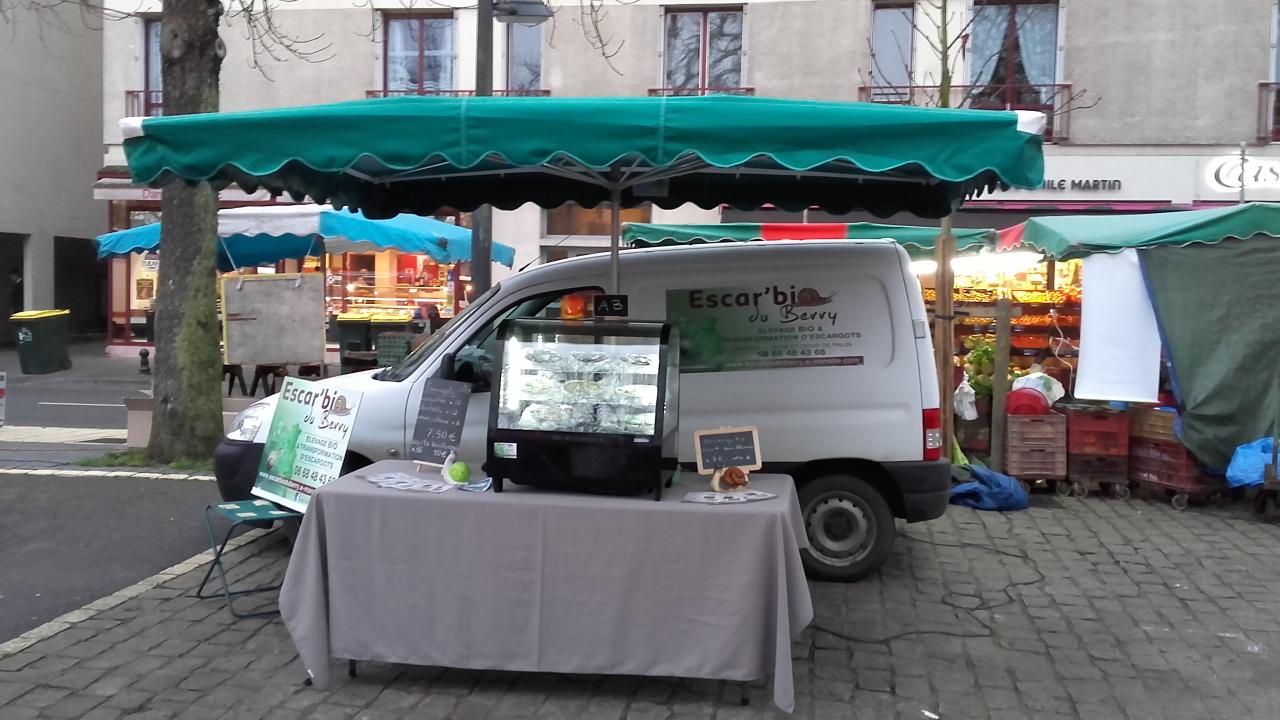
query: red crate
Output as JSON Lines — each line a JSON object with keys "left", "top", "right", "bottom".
{"left": 1064, "top": 406, "right": 1130, "bottom": 457}
{"left": 1129, "top": 439, "right": 1222, "bottom": 510}
{"left": 1008, "top": 446, "right": 1067, "bottom": 480}
{"left": 1008, "top": 412, "right": 1066, "bottom": 447}
{"left": 1064, "top": 453, "right": 1129, "bottom": 498}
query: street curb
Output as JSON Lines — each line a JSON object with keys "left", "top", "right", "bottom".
{"left": 0, "top": 527, "right": 274, "bottom": 657}
{"left": 0, "top": 467, "right": 214, "bottom": 481}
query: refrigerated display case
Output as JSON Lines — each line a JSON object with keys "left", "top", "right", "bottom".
{"left": 484, "top": 318, "right": 679, "bottom": 499}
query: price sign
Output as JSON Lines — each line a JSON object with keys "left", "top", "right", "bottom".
{"left": 693, "top": 426, "right": 762, "bottom": 475}
{"left": 593, "top": 294, "right": 629, "bottom": 317}
{"left": 410, "top": 378, "right": 472, "bottom": 463}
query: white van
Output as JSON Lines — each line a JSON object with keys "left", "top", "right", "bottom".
{"left": 216, "top": 240, "right": 949, "bottom": 581}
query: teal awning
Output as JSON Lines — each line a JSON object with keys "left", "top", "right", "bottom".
{"left": 623, "top": 222, "right": 995, "bottom": 256}
{"left": 1007, "top": 203, "right": 1280, "bottom": 259}
{"left": 122, "top": 95, "right": 1045, "bottom": 219}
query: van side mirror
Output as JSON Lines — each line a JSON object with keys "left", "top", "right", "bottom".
{"left": 438, "top": 352, "right": 457, "bottom": 381}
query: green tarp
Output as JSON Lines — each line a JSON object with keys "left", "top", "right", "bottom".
{"left": 1140, "top": 238, "right": 1280, "bottom": 469}
{"left": 1017, "top": 202, "right": 1280, "bottom": 259}
{"left": 622, "top": 222, "right": 994, "bottom": 257}
{"left": 122, "top": 95, "right": 1044, "bottom": 218}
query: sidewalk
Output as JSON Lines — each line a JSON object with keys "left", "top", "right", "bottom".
{"left": 5, "top": 497, "right": 1280, "bottom": 719}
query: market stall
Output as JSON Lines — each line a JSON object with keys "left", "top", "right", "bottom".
{"left": 120, "top": 95, "right": 1046, "bottom": 708}
{"left": 96, "top": 204, "right": 516, "bottom": 344}
{"left": 1006, "top": 203, "right": 1280, "bottom": 473}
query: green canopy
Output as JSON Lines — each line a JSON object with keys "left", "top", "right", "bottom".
{"left": 122, "top": 95, "right": 1045, "bottom": 219}
{"left": 623, "top": 222, "right": 995, "bottom": 256}
{"left": 1011, "top": 202, "right": 1280, "bottom": 259}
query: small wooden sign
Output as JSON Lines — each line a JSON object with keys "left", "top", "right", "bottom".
{"left": 693, "top": 426, "right": 762, "bottom": 475}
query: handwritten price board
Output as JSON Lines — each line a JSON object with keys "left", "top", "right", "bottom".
{"left": 693, "top": 426, "right": 762, "bottom": 475}
{"left": 410, "top": 378, "right": 472, "bottom": 463}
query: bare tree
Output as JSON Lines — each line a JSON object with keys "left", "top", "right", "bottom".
{"left": 0, "top": 0, "right": 326, "bottom": 464}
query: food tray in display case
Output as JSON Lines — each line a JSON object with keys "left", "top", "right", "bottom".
{"left": 484, "top": 318, "right": 679, "bottom": 499}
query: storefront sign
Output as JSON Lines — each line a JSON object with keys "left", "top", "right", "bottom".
{"left": 252, "top": 377, "right": 363, "bottom": 512}
{"left": 666, "top": 284, "right": 864, "bottom": 372}
{"left": 1204, "top": 155, "right": 1280, "bottom": 191}
{"left": 140, "top": 252, "right": 160, "bottom": 272}
{"left": 986, "top": 155, "right": 1196, "bottom": 203}
{"left": 1037, "top": 178, "right": 1123, "bottom": 191}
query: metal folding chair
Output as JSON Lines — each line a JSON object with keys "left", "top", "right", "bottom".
{"left": 195, "top": 499, "right": 301, "bottom": 619}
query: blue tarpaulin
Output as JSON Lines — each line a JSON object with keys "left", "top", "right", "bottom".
{"left": 95, "top": 204, "right": 515, "bottom": 272}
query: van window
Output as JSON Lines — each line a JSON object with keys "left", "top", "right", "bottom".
{"left": 453, "top": 287, "right": 604, "bottom": 389}
{"left": 377, "top": 284, "right": 503, "bottom": 382}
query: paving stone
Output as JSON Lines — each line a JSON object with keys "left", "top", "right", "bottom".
{"left": 41, "top": 693, "right": 107, "bottom": 719}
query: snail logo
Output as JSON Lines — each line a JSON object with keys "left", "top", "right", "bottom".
{"left": 328, "top": 394, "right": 353, "bottom": 416}
{"left": 793, "top": 288, "right": 835, "bottom": 308}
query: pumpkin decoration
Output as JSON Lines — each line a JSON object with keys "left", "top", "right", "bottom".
{"left": 711, "top": 466, "right": 750, "bottom": 492}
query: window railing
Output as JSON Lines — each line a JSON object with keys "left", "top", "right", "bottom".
{"left": 366, "top": 88, "right": 551, "bottom": 99}
{"left": 648, "top": 86, "right": 755, "bottom": 97}
{"left": 1258, "top": 82, "right": 1280, "bottom": 143}
{"left": 125, "top": 90, "right": 163, "bottom": 117}
{"left": 858, "top": 83, "right": 1073, "bottom": 143}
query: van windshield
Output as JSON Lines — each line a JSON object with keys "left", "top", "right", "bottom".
{"left": 375, "top": 284, "right": 502, "bottom": 382}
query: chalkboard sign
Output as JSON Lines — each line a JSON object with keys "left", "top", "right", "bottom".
{"left": 693, "top": 426, "right": 762, "bottom": 475}
{"left": 409, "top": 378, "right": 472, "bottom": 463}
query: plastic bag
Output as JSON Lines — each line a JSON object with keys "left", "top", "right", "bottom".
{"left": 1226, "top": 437, "right": 1275, "bottom": 488}
{"left": 1013, "top": 372, "right": 1066, "bottom": 405}
{"left": 954, "top": 377, "right": 978, "bottom": 421}
{"left": 949, "top": 464, "right": 1029, "bottom": 511}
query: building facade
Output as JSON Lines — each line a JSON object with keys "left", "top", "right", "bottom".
{"left": 96, "top": 0, "right": 1280, "bottom": 338}
{"left": 2, "top": 5, "right": 104, "bottom": 336}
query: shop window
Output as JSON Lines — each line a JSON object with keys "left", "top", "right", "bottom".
{"left": 968, "top": 1, "right": 1058, "bottom": 108}
{"left": 507, "top": 22, "right": 542, "bottom": 92}
{"left": 663, "top": 8, "right": 744, "bottom": 93}
{"left": 544, "top": 204, "right": 651, "bottom": 237}
{"left": 384, "top": 14, "right": 456, "bottom": 94}
{"left": 868, "top": 2, "right": 914, "bottom": 102}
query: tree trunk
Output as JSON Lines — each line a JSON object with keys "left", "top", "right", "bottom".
{"left": 148, "top": 0, "right": 225, "bottom": 462}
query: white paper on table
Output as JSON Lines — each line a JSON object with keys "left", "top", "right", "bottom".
{"left": 1076, "top": 249, "right": 1161, "bottom": 403}
{"left": 683, "top": 490, "right": 776, "bottom": 505}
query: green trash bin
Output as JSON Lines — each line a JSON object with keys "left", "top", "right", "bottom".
{"left": 335, "top": 312, "right": 373, "bottom": 352}
{"left": 12, "top": 309, "right": 72, "bottom": 374}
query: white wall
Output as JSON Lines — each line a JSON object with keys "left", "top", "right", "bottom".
{"left": 1, "top": 6, "right": 105, "bottom": 310}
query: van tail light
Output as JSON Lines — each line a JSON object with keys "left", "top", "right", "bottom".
{"left": 923, "top": 408, "right": 943, "bottom": 461}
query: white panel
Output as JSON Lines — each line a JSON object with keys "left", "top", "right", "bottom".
{"left": 1076, "top": 249, "right": 1161, "bottom": 403}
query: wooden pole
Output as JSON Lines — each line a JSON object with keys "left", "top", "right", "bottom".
{"left": 935, "top": 216, "right": 956, "bottom": 449}
{"left": 990, "top": 298, "right": 1013, "bottom": 472}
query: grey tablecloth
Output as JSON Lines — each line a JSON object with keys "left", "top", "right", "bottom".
{"left": 280, "top": 461, "right": 813, "bottom": 713}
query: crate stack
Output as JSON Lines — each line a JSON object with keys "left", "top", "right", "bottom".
{"left": 1006, "top": 411, "right": 1067, "bottom": 488}
{"left": 1128, "top": 407, "right": 1222, "bottom": 510}
{"left": 1063, "top": 406, "right": 1130, "bottom": 499}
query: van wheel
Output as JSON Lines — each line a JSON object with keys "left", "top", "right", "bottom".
{"left": 798, "top": 474, "right": 895, "bottom": 582}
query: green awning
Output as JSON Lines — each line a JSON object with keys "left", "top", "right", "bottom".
{"left": 122, "top": 95, "right": 1045, "bottom": 218}
{"left": 623, "top": 222, "right": 995, "bottom": 256}
{"left": 1010, "top": 202, "right": 1280, "bottom": 259}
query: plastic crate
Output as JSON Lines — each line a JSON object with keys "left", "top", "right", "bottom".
{"left": 1008, "top": 446, "right": 1067, "bottom": 479}
{"left": 1007, "top": 411, "right": 1066, "bottom": 447}
{"left": 1130, "top": 406, "right": 1178, "bottom": 444}
{"left": 1129, "top": 439, "right": 1222, "bottom": 509}
{"left": 1064, "top": 405, "right": 1130, "bottom": 456}
{"left": 1065, "top": 453, "right": 1130, "bottom": 498}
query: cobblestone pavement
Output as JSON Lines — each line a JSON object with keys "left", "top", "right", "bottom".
{"left": 6, "top": 494, "right": 1280, "bottom": 719}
